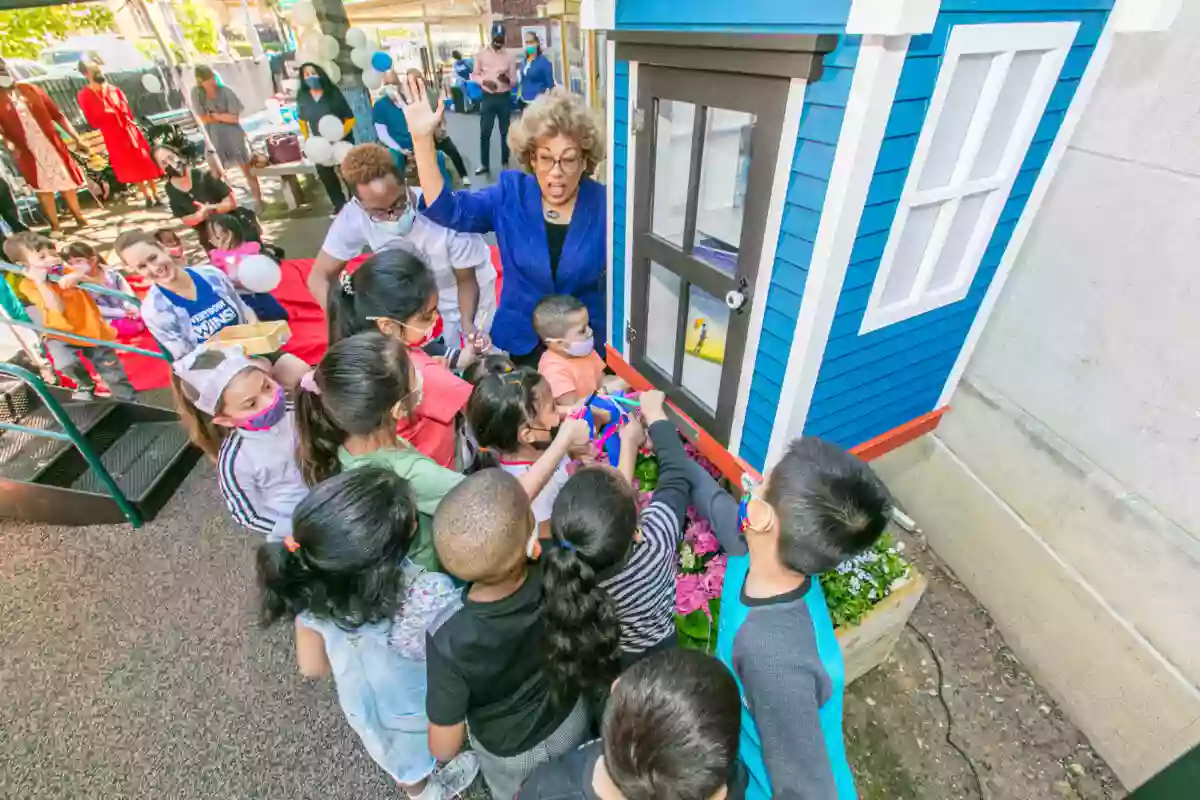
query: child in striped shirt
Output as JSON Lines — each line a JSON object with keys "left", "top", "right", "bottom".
{"left": 172, "top": 342, "right": 308, "bottom": 541}
{"left": 541, "top": 390, "right": 692, "bottom": 712}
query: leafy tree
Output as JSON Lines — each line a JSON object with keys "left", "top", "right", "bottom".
{"left": 0, "top": 3, "right": 116, "bottom": 60}
{"left": 176, "top": 0, "right": 219, "bottom": 56}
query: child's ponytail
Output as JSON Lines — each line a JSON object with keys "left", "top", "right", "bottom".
{"left": 327, "top": 249, "right": 438, "bottom": 345}
{"left": 170, "top": 372, "right": 225, "bottom": 459}
{"left": 294, "top": 383, "right": 344, "bottom": 486}
{"left": 543, "top": 467, "right": 638, "bottom": 704}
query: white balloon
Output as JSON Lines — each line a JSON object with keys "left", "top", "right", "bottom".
{"left": 349, "top": 46, "right": 371, "bottom": 70}
{"left": 345, "top": 27, "right": 367, "bottom": 49}
{"left": 141, "top": 72, "right": 163, "bottom": 93}
{"left": 318, "top": 35, "right": 340, "bottom": 61}
{"left": 304, "top": 135, "right": 334, "bottom": 166}
{"left": 324, "top": 61, "right": 341, "bottom": 84}
{"left": 361, "top": 67, "right": 383, "bottom": 90}
{"left": 317, "top": 114, "right": 345, "bottom": 142}
{"left": 332, "top": 140, "right": 354, "bottom": 165}
{"left": 291, "top": 4, "right": 316, "bottom": 27}
{"left": 236, "top": 255, "right": 282, "bottom": 294}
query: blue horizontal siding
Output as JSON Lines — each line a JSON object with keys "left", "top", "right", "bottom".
{"left": 614, "top": 0, "right": 849, "bottom": 33}
{"left": 803, "top": 6, "right": 1110, "bottom": 449}
{"left": 738, "top": 37, "right": 860, "bottom": 472}
{"left": 610, "top": 60, "right": 630, "bottom": 355}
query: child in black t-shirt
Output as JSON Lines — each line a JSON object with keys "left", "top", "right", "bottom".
{"left": 427, "top": 469, "right": 589, "bottom": 799}
{"left": 518, "top": 648, "right": 746, "bottom": 800}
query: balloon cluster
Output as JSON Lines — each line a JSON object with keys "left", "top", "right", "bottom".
{"left": 303, "top": 114, "right": 355, "bottom": 167}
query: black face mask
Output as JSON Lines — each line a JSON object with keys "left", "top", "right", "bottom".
{"left": 164, "top": 163, "right": 184, "bottom": 178}
{"left": 492, "top": 38, "right": 505, "bottom": 49}
{"left": 528, "top": 424, "right": 559, "bottom": 451}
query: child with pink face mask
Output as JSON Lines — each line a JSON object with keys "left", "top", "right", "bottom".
{"left": 153, "top": 228, "right": 187, "bottom": 263}
{"left": 172, "top": 342, "right": 308, "bottom": 541}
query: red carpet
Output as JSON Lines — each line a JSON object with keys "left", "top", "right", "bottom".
{"left": 119, "top": 258, "right": 331, "bottom": 391}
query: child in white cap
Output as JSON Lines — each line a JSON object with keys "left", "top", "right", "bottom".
{"left": 172, "top": 342, "right": 308, "bottom": 541}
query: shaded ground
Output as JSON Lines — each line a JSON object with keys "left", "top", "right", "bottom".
{"left": 845, "top": 531, "right": 1125, "bottom": 800}
{"left": 1, "top": 110, "right": 1127, "bottom": 799}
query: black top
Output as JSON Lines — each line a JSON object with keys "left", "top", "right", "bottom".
{"left": 426, "top": 561, "right": 578, "bottom": 756}
{"left": 296, "top": 87, "right": 353, "bottom": 126}
{"left": 166, "top": 168, "right": 232, "bottom": 248}
{"left": 518, "top": 739, "right": 748, "bottom": 800}
{"left": 545, "top": 220, "right": 569, "bottom": 283}
{"left": 518, "top": 740, "right": 602, "bottom": 799}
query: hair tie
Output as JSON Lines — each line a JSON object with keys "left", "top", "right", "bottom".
{"left": 299, "top": 369, "right": 321, "bottom": 395}
{"left": 283, "top": 535, "right": 301, "bottom": 553}
{"left": 557, "top": 537, "right": 577, "bottom": 553}
{"left": 339, "top": 270, "right": 354, "bottom": 296}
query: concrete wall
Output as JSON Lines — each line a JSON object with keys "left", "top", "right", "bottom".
{"left": 873, "top": 4, "right": 1200, "bottom": 789}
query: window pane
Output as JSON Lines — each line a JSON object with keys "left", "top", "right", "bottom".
{"left": 919, "top": 53, "right": 994, "bottom": 191}
{"left": 692, "top": 107, "right": 756, "bottom": 274}
{"left": 651, "top": 100, "right": 696, "bottom": 247}
{"left": 881, "top": 203, "right": 942, "bottom": 306}
{"left": 927, "top": 192, "right": 990, "bottom": 293}
{"left": 971, "top": 50, "right": 1045, "bottom": 180}
{"left": 645, "top": 262, "right": 681, "bottom": 376}
{"left": 680, "top": 285, "right": 728, "bottom": 413}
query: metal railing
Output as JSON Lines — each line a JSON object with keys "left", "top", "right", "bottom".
{"left": 0, "top": 261, "right": 174, "bottom": 527}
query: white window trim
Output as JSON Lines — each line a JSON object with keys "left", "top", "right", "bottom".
{"left": 859, "top": 21, "right": 1079, "bottom": 335}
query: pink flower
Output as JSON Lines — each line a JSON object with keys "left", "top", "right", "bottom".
{"left": 676, "top": 573, "right": 711, "bottom": 617}
{"left": 700, "top": 555, "right": 727, "bottom": 597}
{"left": 691, "top": 526, "right": 721, "bottom": 556}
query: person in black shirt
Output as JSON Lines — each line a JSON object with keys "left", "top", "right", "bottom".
{"left": 428, "top": 469, "right": 588, "bottom": 799}
{"left": 296, "top": 62, "right": 355, "bottom": 212}
{"left": 518, "top": 648, "right": 746, "bottom": 800}
{"left": 154, "top": 144, "right": 262, "bottom": 252}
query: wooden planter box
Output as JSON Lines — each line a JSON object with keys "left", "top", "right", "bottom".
{"left": 836, "top": 569, "right": 928, "bottom": 684}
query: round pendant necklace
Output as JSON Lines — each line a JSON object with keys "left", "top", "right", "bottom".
{"left": 544, "top": 208, "right": 561, "bottom": 220}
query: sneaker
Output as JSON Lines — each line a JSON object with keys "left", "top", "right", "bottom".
{"left": 474, "top": 166, "right": 489, "bottom": 176}
{"left": 71, "top": 388, "right": 95, "bottom": 401}
{"left": 431, "top": 751, "right": 480, "bottom": 798}
{"left": 461, "top": 176, "right": 472, "bottom": 186}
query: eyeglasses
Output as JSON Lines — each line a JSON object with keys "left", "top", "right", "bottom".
{"left": 534, "top": 151, "right": 583, "bottom": 175}
{"left": 354, "top": 196, "right": 410, "bottom": 223}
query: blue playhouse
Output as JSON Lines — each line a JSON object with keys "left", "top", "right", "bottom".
{"left": 582, "top": 0, "right": 1174, "bottom": 480}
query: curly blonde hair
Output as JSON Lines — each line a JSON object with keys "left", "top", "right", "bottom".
{"left": 508, "top": 88, "right": 605, "bottom": 175}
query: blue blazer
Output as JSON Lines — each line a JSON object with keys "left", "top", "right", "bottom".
{"left": 519, "top": 54, "right": 555, "bottom": 102}
{"left": 422, "top": 171, "right": 607, "bottom": 356}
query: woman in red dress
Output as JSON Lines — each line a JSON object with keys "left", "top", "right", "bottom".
{"left": 0, "top": 57, "right": 94, "bottom": 235}
{"left": 77, "top": 60, "right": 162, "bottom": 207}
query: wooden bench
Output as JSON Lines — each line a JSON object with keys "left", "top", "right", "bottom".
{"left": 255, "top": 160, "right": 315, "bottom": 209}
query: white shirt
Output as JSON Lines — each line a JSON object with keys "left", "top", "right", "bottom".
{"left": 320, "top": 192, "right": 497, "bottom": 342}
{"left": 500, "top": 456, "right": 571, "bottom": 523}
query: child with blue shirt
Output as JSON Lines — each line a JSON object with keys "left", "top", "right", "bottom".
{"left": 687, "top": 438, "right": 891, "bottom": 800}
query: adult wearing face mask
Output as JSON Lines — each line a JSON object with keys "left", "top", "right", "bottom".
{"left": 192, "top": 65, "right": 263, "bottom": 210}
{"left": 295, "top": 62, "right": 354, "bottom": 212}
{"left": 471, "top": 25, "right": 517, "bottom": 176}
{"left": 309, "top": 143, "right": 495, "bottom": 349}
{"left": 0, "top": 56, "right": 94, "bottom": 237}
{"left": 518, "top": 32, "right": 555, "bottom": 110}
{"left": 77, "top": 60, "right": 162, "bottom": 208}
{"left": 153, "top": 144, "right": 256, "bottom": 252}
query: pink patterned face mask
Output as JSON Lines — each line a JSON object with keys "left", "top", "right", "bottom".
{"left": 234, "top": 385, "right": 287, "bottom": 431}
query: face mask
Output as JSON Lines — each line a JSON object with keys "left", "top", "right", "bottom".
{"left": 525, "top": 45, "right": 537, "bottom": 56}
{"left": 403, "top": 312, "right": 442, "bottom": 348}
{"left": 372, "top": 207, "right": 415, "bottom": 238}
{"left": 168, "top": 246, "right": 184, "bottom": 260}
{"left": 561, "top": 335, "right": 594, "bottom": 358}
{"left": 528, "top": 424, "right": 559, "bottom": 451}
{"left": 0, "top": 75, "right": 12, "bottom": 88}
{"left": 236, "top": 386, "right": 287, "bottom": 431}
{"left": 304, "top": 76, "right": 323, "bottom": 89}
{"left": 164, "top": 163, "right": 184, "bottom": 179}
{"left": 492, "top": 38, "right": 505, "bottom": 49}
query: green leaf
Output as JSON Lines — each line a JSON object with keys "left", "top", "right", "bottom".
{"left": 676, "top": 609, "right": 713, "bottom": 641}
{"left": 0, "top": 4, "right": 116, "bottom": 60}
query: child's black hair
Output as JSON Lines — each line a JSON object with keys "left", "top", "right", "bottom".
{"left": 603, "top": 649, "right": 742, "bottom": 800}
{"left": 433, "top": 468, "right": 532, "bottom": 583}
{"left": 153, "top": 228, "right": 182, "bottom": 247}
{"left": 766, "top": 437, "right": 892, "bottom": 574}
{"left": 257, "top": 465, "right": 419, "bottom": 629}
{"left": 294, "top": 331, "right": 415, "bottom": 486}
{"left": 327, "top": 248, "right": 438, "bottom": 344}
{"left": 465, "top": 365, "right": 548, "bottom": 468}
{"left": 461, "top": 352, "right": 515, "bottom": 386}
{"left": 206, "top": 212, "right": 251, "bottom": 249}
{"left": 542, "top": 466, "right": 638, "bottom": 704}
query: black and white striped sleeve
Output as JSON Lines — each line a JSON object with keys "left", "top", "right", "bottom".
{"left": 217, "top": 436, "right": 274, "bottom": 535}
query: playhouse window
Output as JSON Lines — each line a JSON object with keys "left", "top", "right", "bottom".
{"left": 860, "top": 21, "right": 1079, "bottom": 334}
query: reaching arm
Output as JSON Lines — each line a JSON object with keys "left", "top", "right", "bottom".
{"left": 515, "top": 417, "right": 590, "bottom": 500}
{"left": 644, "top": 412, "right": 691, "bottom": 530}
{"left": 308, "top": 250, "right": 348, "bottom": 310}
{"left": 452, "top": 267, "right": 479, "bottom": 341}
{"left": 617, "top": 417, "right": 645, "bottom": 485}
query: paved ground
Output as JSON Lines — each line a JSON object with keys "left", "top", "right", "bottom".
{"left": 0, "top": 110, "right": 1128, "bottom": 799}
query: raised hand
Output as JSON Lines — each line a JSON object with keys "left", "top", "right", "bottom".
{"left": 397, "top": 72, "right": 445, "bottom": 140}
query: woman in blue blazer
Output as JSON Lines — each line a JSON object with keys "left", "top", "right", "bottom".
{"left": 518, "top": 32, "right": 555, "bottom": 109}
{"left": 399, "top": 76, "right": 606, "bottom": 364}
